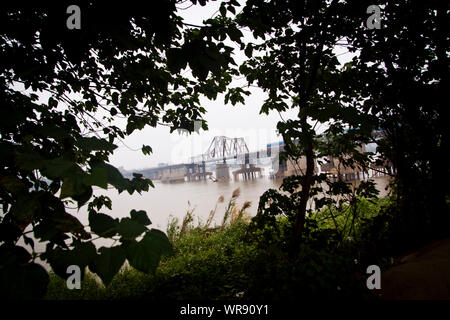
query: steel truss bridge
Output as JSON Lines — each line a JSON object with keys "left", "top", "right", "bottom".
{"left": 189, "top": 136, "right": 279, "bottom": 164}
{"left": 134, "top": 130, "right": 386, "bottom": 180}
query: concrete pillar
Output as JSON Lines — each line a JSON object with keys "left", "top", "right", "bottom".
{"left": 216, "top": 163, "right": 230, "bottom": 180}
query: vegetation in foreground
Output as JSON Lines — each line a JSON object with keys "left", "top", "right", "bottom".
{"left": 45, "top": 188, "right": 404, "bottom": 300}
{"left": 2, "top": 1, "right": 447, "bottom": 300}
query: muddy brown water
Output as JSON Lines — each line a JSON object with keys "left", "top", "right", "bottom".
{"left": 19, "top": 171, "right": 391, "bottom": 270}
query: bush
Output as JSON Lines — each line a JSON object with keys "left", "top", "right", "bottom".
{"left": 45, "top": 192, "right": 395, "bottom": 300}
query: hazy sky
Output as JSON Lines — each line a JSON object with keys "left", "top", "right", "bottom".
{"left": 13, "top": 1, "right": 354, "bottom": 172}
{"left": 111, "top": 1, "right": 292, "bottom": 171}
{"left": 109, "top": 1, "right": 354, "bottom": 171}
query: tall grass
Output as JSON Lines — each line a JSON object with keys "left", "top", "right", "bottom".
{"left": 206, "top": 195, "right": 224, "bottom": 228}
{"left": 45, "top": 190, "right": 254, "bottom": 300}
{"left": 220, "top": 188, "right": 252, "bottom": 228}
{"left": 45, "top": 192, "right": 388, "bottom": 300}
{"left": 167, "top": 188, "right": 252, "bottom": 238}
{"left": 180, "top": 200, "right": 195, "bottom": 236}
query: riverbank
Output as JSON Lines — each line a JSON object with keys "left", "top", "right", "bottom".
{"left": 45, "top": 194, "right": 403, "bottom": 300}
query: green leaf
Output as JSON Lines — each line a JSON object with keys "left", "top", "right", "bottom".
{"left": 60, "top": 176, "right": 93, "bottom": 208}
{"left": 48, "top": 97, "right": 58, "bottom": 108}
{"left": 89, "top": 246, "right": 126, "bottom": 286}
{"left": 76, "top": 137, "right": 117, "bottom": 152}
{"left": 34, "top": 220, "right": 65, "bottom": 242}
{"left": 60, "top": 177, "right": 76, "bottom": 199}
{"left": 219, "top": 3, "right": 227, "bottom": 16}
{"left": 47, "top": 211, "right": 89, "bottom": 239}
{"left": 89, "top": 212, "right": 119, "bottom": 237}
{"left": 0, "top": 263, "right": 49, "bottom": 300}
{"left": 118, "top": 217, "right": 147, "bottom": 240}
{"left": 0, "top": 175, "right": 28, "bottom": 193}
{"left": 227, "top": 27, "right": 243, "bottom": 43}
{"left": 0, "top": 223, "right": 22, "bottom": 242}
{"left": 88, "top": 195, "right": 112, "bottom": 213}
{"left": 84, "top": 167, "right": 108, "bottom": 189}
{"left": 130, "top": 209, "right": 152, "bottom": 226}
{"left": 0, "top": 244, "right": 31, "bottom": 265}
{"left": 167, "top": 48, "right": 187, "bottom": 73}
{"left": 124, "top": 229, "right": 173, "bottom": 274}
{"left": 244, "top": 45, "right": 253, "bottom": 58}
{"left": 9, "top": 194, "right": 40, "bottom": 228}
{"left": 23, "top": 234, "right": 35, "bottom": 250}
{"left": 144, "top": 229, "right": 174, "bottom": 257}
{"left": 44, "top": 249, "right": 71, "bottom": 280}
{"left": 112, "top": 92, "right": 119, "bottom": 105}
{"left": 72, "top": 241, "right": 98, "bottom": 267}
{"left": 142, "top": 145, "right": 152, "bottom": 155}
{"left": 46, "top": 242, "right": 97, "bottom": 280}
{"left": 44, "top": 158, "right": 75, "bottom": 179}
{"left": 14, "top": 150, "right": 44, "bottom": 171}
{"left": 92, "top": 162, "right": 128, "bottom": 191}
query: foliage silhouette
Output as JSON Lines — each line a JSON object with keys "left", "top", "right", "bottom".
{"left": 0, "top": 0, "right": 243, "bottom": 299}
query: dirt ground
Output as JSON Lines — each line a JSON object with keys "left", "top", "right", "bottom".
{"left": 378, "top": 238, "right": 450, "bottom": 300}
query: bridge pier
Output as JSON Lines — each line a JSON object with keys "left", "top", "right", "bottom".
{"left": 186, "top": 162, "right": 213, "bottom": 181}
{"left": 186, "top": 172, "right": 213, "bottom": 181}
{"left": 232, "top": 164, "right": 262, "bottom": 181}
{"left": 215, "top": 163, "right": 230, "bottom": 180}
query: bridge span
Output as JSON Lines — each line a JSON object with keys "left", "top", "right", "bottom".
{"left": 130, "top": 132, "right": 392, "bottom": 183}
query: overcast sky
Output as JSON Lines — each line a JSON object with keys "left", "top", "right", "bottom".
{"left": 109, "top": 1, "right": 354, "bottom": 171}
{"left": 110, "top": 1, "right": 288, "bottom": 171}
{"left": 13, "top": 1, "right": 354, "bottom": 171}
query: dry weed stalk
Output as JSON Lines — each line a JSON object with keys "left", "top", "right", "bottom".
{"left": 180, "top": 201, "right": 195, "bottom": 235}
{"left": 222, "top": 188, "right": 240, "bottom": 227}
{"left": 237, "top": 201, "right": 252, "bottom": 222}
{"left": 205, "top": 195, "right": 224, "bottom": 228}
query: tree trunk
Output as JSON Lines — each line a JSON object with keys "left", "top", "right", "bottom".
{"left": 289, "top": 139, "right": 315, "bottom": 258}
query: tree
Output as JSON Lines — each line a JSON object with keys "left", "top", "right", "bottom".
{"left": 342, "top": 0, "right": 449, "bottom": 250}
{"left": 0, "top": 0, "right": 243, "bottom": 298}
{"left": 238, "top": 0, "right": 448, "bottom": 257}
{"left": 237, "top": 0, "right": 378, "bottom": 256}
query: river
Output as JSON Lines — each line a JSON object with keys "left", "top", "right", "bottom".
{"left": 21, "top": 169, "right": 391, "bottom": 270}
{"left": 69, "top": 170, "right": 391, "bottom": 232}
